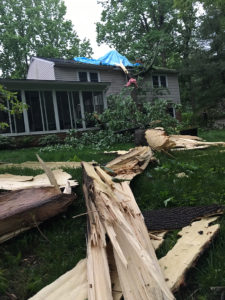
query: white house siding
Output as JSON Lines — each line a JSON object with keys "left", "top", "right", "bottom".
{"left": 27, "top": 58, "right": 55, "bottom": 80}
{"left": 54, "top": 67, "right": 79, "bottom": 81}
{"left": 143, "top": 73, "right": 181, "bottom": 104}
{"left": 100, "top": 69, "right": 127, "bottom": 98}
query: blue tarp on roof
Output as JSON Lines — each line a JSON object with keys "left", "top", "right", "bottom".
{"left": 74, "top": 50, "right": 140, "bottom": 67}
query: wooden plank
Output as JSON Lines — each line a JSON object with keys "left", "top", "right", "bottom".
{"left": 159, "top": 217, "right": 220, "bottom": 292}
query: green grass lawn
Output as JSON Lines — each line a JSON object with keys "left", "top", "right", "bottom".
{"left": 0, "top": 131, "right": 225, "bottom": 299}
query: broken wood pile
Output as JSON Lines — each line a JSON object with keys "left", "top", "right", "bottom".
{"left": 2, "top": 142, "right": 224, "bottom": 299}
{"left": 145, "top": 128, "right": 225, "bottom": 151}
{"left": 29, "top": 216, "right": 220, "bottom": 300}
{"left": 29, "top": 146, "right": 223, "bottom": 300}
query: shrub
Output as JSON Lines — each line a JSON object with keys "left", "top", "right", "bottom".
{"left": 0, "top": 135, "right": 15, "bottom": 149}
{"left": 38, "top": 134, "right": 61, "bottom": 146}
{"left": 16, "top": 136, "right": 35, "bottom": 148}
{"left": 97, "top": 88, "right": 180, "bottom": 134}
{"left": 65, "top": 129, "right": 131, "bottom": 150}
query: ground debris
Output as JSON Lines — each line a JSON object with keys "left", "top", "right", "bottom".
{"left": 145, "top": 128, "right": 225, "bottom": 151}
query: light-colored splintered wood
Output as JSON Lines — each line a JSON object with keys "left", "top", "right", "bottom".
{"left": 28, "top": 259, "right": 88, "bottom": 300}
{"left": 104, "top": 150, "right": 131, "bottom": 155}
{"left": 83, "top": 183, "right": 113, "bottom": 300}
{"left": 145, "top": 129, "right": 176, "bottom": 151}
{"left": 82, "top": 162, "right": 174, "bottom": 300}
{"left": 29, "top": 217, "right": 220, "bottom": 299}
{"left": 150, "top": 232, "right": 167, "bottom": 250}
{"left": 106, "top": 146, "right": 154, "bottom": 180}
{"left": 145, "top": 128, "right": 225, "bottom": 151}
{"left": 0, "top": 169, "right": 78, "bottom": 191}
{"left": 36, "top": 154, "right": 60, "bottom": 192}
{"left": 159, "top": 217, "right": 220, "bottom": 292}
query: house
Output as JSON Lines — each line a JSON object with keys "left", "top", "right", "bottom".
{"left": 0, "top": 52, "right": 181, "bottom": 136}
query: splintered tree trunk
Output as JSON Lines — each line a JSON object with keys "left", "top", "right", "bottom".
{"left": 82, "top": 162, "right": 174, "bottom": 300}
{"left": 0, "top": 187, "right": 75, "bottom": 240}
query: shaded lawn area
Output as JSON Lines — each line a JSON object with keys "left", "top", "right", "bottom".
{"left": 0, "top": 130, "right": 225, "bottom": 299}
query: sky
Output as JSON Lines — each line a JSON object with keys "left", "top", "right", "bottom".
{"left": 64, "top": 0, "right": 111, "bottom": 58}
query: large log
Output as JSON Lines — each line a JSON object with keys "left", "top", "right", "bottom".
{"left": 0, "top": 187, "right": 75, "bottom": 239}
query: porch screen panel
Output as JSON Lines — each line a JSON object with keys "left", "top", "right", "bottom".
{"left": 56, "top": 91, "right": 71, "bottom": 129}
{"left": 42, "top": 91, "right": 56, "bottom": 130}
{"left": 0, "top": 110, "right": 10, "bottom": 133}
{"left": 82, "top": 91, "right": 94, "bottom": 127}
{"left": 71, "top": 92, "right": 82, "bottom": 128}
{"left": 93, "top": 92, "right": 104, "bottom": 113}
{"left": 12, "top": 91, "right": 25, "bottom": 133}
{"left": 25, "top": 91, "right": 43, "bottom": 132}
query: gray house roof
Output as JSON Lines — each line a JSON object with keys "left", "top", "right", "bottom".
{"left": 33, "top": 57, "right": 124, "bottom": 71}
{"left": 0, "top": 79, "right": 110, "bottom": 91}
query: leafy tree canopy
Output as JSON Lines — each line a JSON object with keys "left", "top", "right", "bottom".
{"left": 0, "top": 0, "right": 93, "bottom": 78}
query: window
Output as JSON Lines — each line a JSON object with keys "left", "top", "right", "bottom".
{"left": 71, "top": 92, "right": 82, "bottom": 128}
{"left": 40, "top": 91, "right": 56, "bottom": 131}
{"left": 82, "top": 91, "right": 95, "bottom": 128}
{"left": 26, "top": 91, "right": 43, "bottom": 132}
{"left": 93, "top": 92, "right": 104, "bottom": 113}
{"left": 56, "top": 91, "right": 71, "bottom": 129}
{"left": 0, "top": 110, "right": 10, "bottom": 134}
{"left": 79, "top": 71, "right": 99, "bottom": 82}
{"left": 152, "top": 75, "right": 167, "bottom": 88}
{"left": 152, "top": 76, "right": 159, "bottom": 88}
{"left": 0, "top": 91, "right": 25, "bottom": 134}
{"left": 79, "top": 72, "right": 88, "bottom": 82}
{"left": 90, "top": 72, "right": 98, "bottom": 82}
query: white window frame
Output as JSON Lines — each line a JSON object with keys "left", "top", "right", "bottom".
{"left": 77, "top": 70, "right": 101, "bottom": 82}
{"left": 152, "top": 74, "right": 168, "bottom": 88}
{"left": 2, "top": 88, "right": 105, "bottom": 135}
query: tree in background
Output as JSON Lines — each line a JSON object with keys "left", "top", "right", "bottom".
{"left": 97, "top": 0, "right": 225, "bottom": 116}
{"left": 96, "top": 0, "right": 177, "bottom": 67}
{"left": 0, "top": 85, "right": 26, "bottom": 129}
{"left": 0, "top": 0, "right": 93, "bottom": 78}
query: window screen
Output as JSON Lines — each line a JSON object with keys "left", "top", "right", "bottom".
{"left": 160, "top": 76, "right": 167, "bottom": 87}
{"left": 90, "top": 72, "right": 98, "bottom": 82}
{"left": 0, "top": 110, "right": 10, "bottom": 133}
{"left": 82, "top": 91, "right": 95, "bottom": 127}
{"left": 25, "top": 91, "right": 43, "bottom": 132}
{"left": 56, "top": 91, "right": 71, "bottom": 129}
{"left": 93, "top": 92, "right": 104, "bottom": 113}
{"left": 152, "top": 76, "right": 159, "bottom": 88}
{"left": 40, "top": 91, "right": 56, "bottom": 131}
{"left": 71, "top": 92, "right": 82, "bottom": 128}
{"left": 79, "top": 72, "right": 88, "bottom": 82}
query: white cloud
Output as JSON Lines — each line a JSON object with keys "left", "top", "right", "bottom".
{"left": 64, "top": 0, "right": 112, "bottom": 58}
